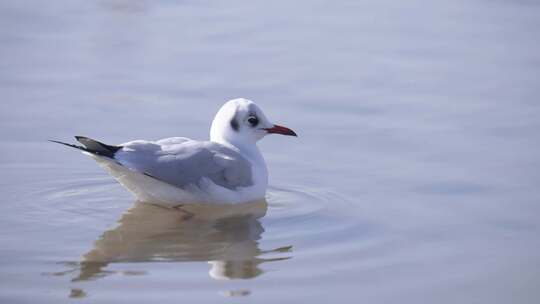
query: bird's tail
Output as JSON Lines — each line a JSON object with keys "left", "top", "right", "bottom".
{"left": 49, "top": 136, "right": 122, "bottom": 158}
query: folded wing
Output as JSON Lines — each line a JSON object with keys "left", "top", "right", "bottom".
{"left": 115, "top": 138, "right": 253, "bottom": 190}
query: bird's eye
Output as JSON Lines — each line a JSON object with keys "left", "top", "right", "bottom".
{"left": 247, "top": 116, "right": 259, "bottom": 127}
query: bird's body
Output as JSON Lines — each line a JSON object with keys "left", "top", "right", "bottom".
{"left": 104, "top": 137, "right": 268, "bottom": 205}
{"left": 52, "top": 98, "right": 296, "bottom": 206}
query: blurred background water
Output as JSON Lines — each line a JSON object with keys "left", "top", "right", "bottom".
{"left": 1, "top": 0, "right": 539, "bottom": 303}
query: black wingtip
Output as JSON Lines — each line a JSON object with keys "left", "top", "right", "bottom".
{"left": 49, "top": 139, "right": 87, "bottom": 151}
{"left": 49, "top": 139, "right": 71, "bottom": 146}
{"left": 74, "top": 136, "right": 122, "bottom": 158}
{"left": 50, "top": 136, "right": 122, "bottom": 159}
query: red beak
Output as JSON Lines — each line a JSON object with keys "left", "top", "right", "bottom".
{"left": 264, "top": 124, "right": 297, "bottom": 137}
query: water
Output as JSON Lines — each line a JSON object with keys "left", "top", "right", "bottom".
{"left": 1, "top": 0, "right": 540, "bottom": 302}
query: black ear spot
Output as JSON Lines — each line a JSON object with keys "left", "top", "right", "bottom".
{"left": 230, "top": 118, "right": 239, "bottom": 131}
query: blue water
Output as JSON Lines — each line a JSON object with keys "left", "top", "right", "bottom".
{"left": 1, "top": 0, "right": 539, "bottom": 303}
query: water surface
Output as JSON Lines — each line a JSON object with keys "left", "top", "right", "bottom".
{"left": 1, "top": 0, "right": 540, "bottom": 303}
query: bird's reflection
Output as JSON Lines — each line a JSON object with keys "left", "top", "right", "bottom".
{"left": 62, "top": 200, "right": 291, "bottom": 282}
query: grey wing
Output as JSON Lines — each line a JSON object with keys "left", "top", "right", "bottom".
{"left": 116, "top": 140, "right": 253, "bottom": 190}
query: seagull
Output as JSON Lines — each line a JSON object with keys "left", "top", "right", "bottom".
{"left": 51, "top": 98, "right": 297, "bottom": 206}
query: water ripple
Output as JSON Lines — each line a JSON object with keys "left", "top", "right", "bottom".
{"left": 31, "top": 174, "right": 386, "bottom": 283}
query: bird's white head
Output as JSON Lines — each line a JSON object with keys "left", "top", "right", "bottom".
{"left": 210, "top": 98, "right": 297, "bottom": 150}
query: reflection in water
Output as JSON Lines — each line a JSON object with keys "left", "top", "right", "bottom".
{"left": 60, "top": 200, "right": 291, "bottom": 282}
{"left": 69, "top": 288, "right": 87, "bottom": 299}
